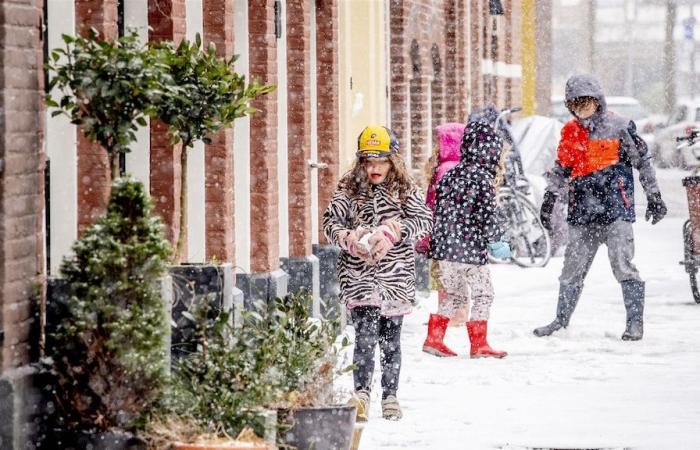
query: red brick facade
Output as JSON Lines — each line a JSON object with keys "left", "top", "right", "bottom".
{"left": 248, "top": 0, "right": 280, "bottom": 273}
{"left": 0, "top": 0, "right": 44, "bottom": 370}
{"left": 392, "top": 0, "right": 522, "bottom": 175}
{"left": 286, "top": 0, "right": 313, "bottom": 257}
{"left": 204, "top": 0, "right": 235, "bottom": 262}
{"left": 315, "top": 0, "right": 339, "bottom": 244}
{"left": 148, "top": 0, "right": 186, "bottom": 248}
{"left": 75, "top": 0, "right": 118, "bottom": 233}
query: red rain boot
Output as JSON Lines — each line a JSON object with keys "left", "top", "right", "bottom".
{"left": 466, "top": 320, "right": 507, "bottom": 359}
{"left": 422, "top": 314, "right": 458, "bottom": 357}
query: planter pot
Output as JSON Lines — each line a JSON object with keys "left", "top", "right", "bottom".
{"left": 171, "top": 441, "right": 271, "bottom": 450}
{"left": 50, "top": 430, "right": 146, "bottom": 450}
{"left": 169, "top": 263, "right": 236, "bottom": 357}
{"left": 279, "top": 405, "right": 356, "bottom": 450}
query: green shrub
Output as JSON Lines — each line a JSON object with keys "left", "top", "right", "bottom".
{"left": 162, "top": 292, "right": 346, "bottom": 439}
{"left": 50, "top": 177, "right": 171, "bottom": 432}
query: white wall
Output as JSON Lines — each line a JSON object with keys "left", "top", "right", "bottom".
{"left": 186, "top": 0, "right": 206, "bottom": 262}
{"left": 46, "top": 0, "right": 77, "bottom": 276}
{"left": 277, "top": 0, "right": 289, "bottom": 259}
{"left": 233, "top": 0, "right": 251, "bottom": 273}
{"left": 123, "top": 0, "right": 151, "bottom": 191}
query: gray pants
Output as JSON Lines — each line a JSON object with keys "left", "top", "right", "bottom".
{"left": 560, "top": 219, "right": 642, "bottom": 287}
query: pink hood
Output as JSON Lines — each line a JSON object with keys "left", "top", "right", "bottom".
{"left": 426, "top": 123, "right": 466, "bottom": 209}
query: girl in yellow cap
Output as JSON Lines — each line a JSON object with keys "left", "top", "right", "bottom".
{"left": 322, "top": 125, "right": 432, "bottom": 421}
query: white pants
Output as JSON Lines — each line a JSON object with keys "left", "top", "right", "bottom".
{"left": 437, "top": 261, "right": 494, "bottom": 321}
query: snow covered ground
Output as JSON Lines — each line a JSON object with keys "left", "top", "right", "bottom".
{"left": 341, "top": 169, "right": 700, "bottom": 449}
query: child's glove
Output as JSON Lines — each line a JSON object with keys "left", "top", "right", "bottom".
{"left": 368, "top": 224, "right": 399, "bottom": 263}
{"left": 487, "top": 241, "right": 512, "bottom": 259}
{"left": 338, "top": 228, "right": 372, "bottom": 260}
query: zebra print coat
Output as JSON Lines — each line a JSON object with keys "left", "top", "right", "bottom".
{"left": 323, "top": 183, "right": 432, "bottom": 316}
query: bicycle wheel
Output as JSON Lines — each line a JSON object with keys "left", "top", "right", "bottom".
{"left": 682, "top": 220, "right": 700, "bottom": 303}
{"left": 495, "top": 189, "right": 551, "bottom": 268}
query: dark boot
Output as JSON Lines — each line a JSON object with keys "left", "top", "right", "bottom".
{"left": 422, "top": 314, "right": 457, "bottom": 357}
{"left": 533, "top": 284, "right": 583, "bottom": 337}
{"left": 621, "top": 280, "right": 645, "bottom": 341}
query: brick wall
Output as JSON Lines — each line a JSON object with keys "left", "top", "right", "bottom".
{"left": 203, "top": 0, "right": 235, "bottom": 263}
{"left": 286, "top": 0, "right": 313, "bottom": 258}
{"left": 0, "top": 0, "right": 45, "bottom": 370}
{"left": 148, "top": 0, "right": 186, "bottom": 250}
{"left": 75, "top": 0, "right": 118, "bottom": 233}
{"left": 248, "top": 0, "right": 279, "bottom": 273}
{"left": 315, "top": 0, "right": 339, "bottom": 244}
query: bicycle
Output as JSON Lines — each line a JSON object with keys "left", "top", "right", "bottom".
{"left": 676, "top": 128, "right": 700, "bottom": 303}
{"left": 472, "top": 106, "right": 552, "bottom": 268}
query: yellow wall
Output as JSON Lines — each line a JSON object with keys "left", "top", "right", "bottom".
{"left": 338, "top": 0, "right": 389, "bottom": 174}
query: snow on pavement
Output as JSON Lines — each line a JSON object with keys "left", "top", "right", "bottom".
{"left": 342, "top": 169, "right": 700, "bottom": 449}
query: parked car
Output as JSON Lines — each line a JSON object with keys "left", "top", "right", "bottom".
{"left": 552, "top": 95, "right": 665, "bottom": 150}
{"left": 652, "top": 99, "right": 700, "bottom": 168}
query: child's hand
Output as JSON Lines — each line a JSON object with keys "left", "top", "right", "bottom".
{"left": 368, "top": 225, "right": 398, "bottom": 262}
{"left": 381, "top": 218, "right": 402, "bottom": 242}
{"left": 487, "top": 241, "right": 512, "bottom": 259}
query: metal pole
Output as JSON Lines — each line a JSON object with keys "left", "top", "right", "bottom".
{"left": 664, "top": 0, "right": 677, "bottom": 114}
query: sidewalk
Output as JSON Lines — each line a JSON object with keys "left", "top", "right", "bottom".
{"left": 344, "top": 214, "right": 700, "bottom": 449}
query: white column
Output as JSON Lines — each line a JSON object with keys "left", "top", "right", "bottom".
{"left": 277, "top": 0, "right": 289, "bottom": 259}
{"left": 123, "top": 0, "right": 151, "bottom": 191}
{"left": 46, "top": 0, "right": 77, "bottom": 276}
{"left": 186, "top": 0, "right": 206, "bottom": 262}
{"left": 234, "top": 0, "right": 251, "bottom": 272}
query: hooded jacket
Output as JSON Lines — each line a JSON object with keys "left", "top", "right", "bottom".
{"left": 323, "top": 182, "right": 432, "bottom": 316}
{"left": 428, "top": 121, "right": 504, "bottom": 266}
{"left": 547, "top": 74, "right": 660, "bottom": 225}
{"left": 425, "top": 123, "right": 466, "bottom": 210}
{"left": 416, "top": 123, "right": 465, "bottom": 254}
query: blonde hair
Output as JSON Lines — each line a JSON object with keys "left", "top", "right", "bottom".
{"left": 422, "top": 142, "right": 441, "bottom": 189}
{"left": 339, "top": 153, "right": 417, "bottom": 203}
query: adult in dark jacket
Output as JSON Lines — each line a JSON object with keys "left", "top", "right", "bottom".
{"left": 534, "top": 74, "right": 667, "bottom": 341}
{"left": 429, "top": 120, "right": 511, "bottom": 358}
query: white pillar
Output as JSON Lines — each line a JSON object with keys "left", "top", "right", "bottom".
{"left": 186, "top": 0, "right": 206, "bottom": 262}
{"left": 123, "top": 0, "right": 151, "bottom": 191}
{"left": 277, "top": 0, "right": 289, "bottom": 259}
{"left": 234, "top": 0, "right": 251, "bottom": 273}
{"left": 46, "top": 0, "right": 77, "bottom": 276}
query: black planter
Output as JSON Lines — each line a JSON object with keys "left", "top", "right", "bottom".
{"left": 50, "top": 430, "right": 145, "bottom": 450}
{"left": 169, "top": 263, "right": 235, "bottom": 358}
{"left": 279, "top": 405, "right": 356, "bottom": 450}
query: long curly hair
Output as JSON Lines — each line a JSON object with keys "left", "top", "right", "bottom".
{"left": 339, "top": 153, "right": 417, "bottom": 203}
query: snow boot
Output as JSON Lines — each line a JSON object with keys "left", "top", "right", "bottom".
{"left": 347, "top": 390, "right": 370, "bottom": 422}
{"left": 533, "top": 284, "right": 582, "bottom": 337}
{"left": 621, "top": 280, "right": 645, "bottom": 341}
{"left": 381, "top": 395, "right": 402, "bottom": 420}
{"left": 422, "top": 314, "right": 458, "bottom": 357}
{"left": 466, "top": 320, "right": 507, "bottom": 358}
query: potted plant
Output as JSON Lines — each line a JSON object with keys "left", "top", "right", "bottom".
{"left": 45, "top": 29, "right": 165, "bottom": 180}
{"left": 144, "top": 297, "right": 280, "bottom": 449}
{"left": 43, "top": 177, "right": 172, "bottom": 449}
{"left": 259, "top": 294, "right": 356, "bottom": 450}
{"left": 151, "top": 33, "right": 274, "bottom": 264}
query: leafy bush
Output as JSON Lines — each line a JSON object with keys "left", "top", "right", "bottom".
{"left": 49, "top": 177, "right": 171, "bottom": 432}
{"left": 160, "top": 292, "right": 345, "bottom": 440}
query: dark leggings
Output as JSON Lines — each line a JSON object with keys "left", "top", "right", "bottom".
{"left": 351, "top": 306, "right": 403, "bottom": 399}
